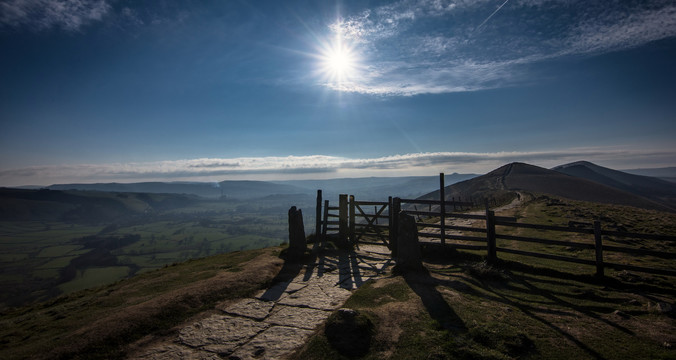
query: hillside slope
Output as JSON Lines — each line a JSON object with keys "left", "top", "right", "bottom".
{"left": 421, "top": 162, "right": 673, "bottom": 212}
{"left": 0, "top": 248, "right": 283, "bottom": 360}
{"left": 553, "top": 161, "right": 676, "bottom": 210}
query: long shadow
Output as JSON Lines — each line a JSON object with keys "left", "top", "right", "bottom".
{"left": 474, "top": 278, "right": 609, "bottom": 360}
{"left": 258, "top": 259, "right": 304, "bottom": 301}
{"left": 336, "top": 249, "right": 366, "bottom": 289}
{"left": 403, "top": 271, "right": 467, "bottom": 332}
{"left": 259, "top": 236, "right": 329, "bottom": 301}
{"left": 418, "top": 259, "right": 625, "bottom": 359}
{"left": 512, "top": 276, "right": 635, "bottom": 335}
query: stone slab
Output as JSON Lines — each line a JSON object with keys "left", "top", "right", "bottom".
{"left": 228, "top": 326, "right": 314, "bottom": 360}
{"left": 265, "top": 304, "right": 332, "bottom": 330}
{"left": 219, "top": 298, "right": 275, "bottom": 321}
{"left": 255, "top": 283, "right": 290, "bottom": 302}
{"left": 278, "top": 282, "right": 351, "bottom": 310}
{"left": 129, "top": 344, "right": 222, "bottom": 360}
{"left": 179, "top": 315, "right": 268, "bottom": 356}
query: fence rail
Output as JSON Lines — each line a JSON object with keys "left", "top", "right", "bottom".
{"left": 313, "top": 173, "right": 676, "bottom": 278}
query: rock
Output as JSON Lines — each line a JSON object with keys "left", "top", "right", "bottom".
{"left": 324, "top": 308, "right": 374, "bottom": 357}
{"left": 612, "top": 310, "right": 630, "bottom": 319}
{"left": 288, "top": 206, "right": 307, "bottom": 261}
{"left": 394, "top": 211, "right": 425, "bottom": 273}
{"left": 657, "top": 302, "right": 673, "bottom": 314}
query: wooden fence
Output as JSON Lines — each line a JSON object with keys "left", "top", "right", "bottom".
{"left": 314, "top": 174, "right": 676, "bottom": 278}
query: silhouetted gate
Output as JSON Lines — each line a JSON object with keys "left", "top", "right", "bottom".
{"left": 315, "top": 192, "right": 391, "bottom": 249}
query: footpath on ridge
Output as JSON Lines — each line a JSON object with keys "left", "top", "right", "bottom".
{"left": 129, "top": 243, "right": 393, "bottom": 360}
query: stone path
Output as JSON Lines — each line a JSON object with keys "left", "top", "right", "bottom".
{"left": 130, "top": 244, "right": 393, "bottom": 360}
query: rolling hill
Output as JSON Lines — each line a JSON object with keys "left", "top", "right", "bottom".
{"left": 45, "top": 180, "right": 311, "bottom": 200}
{"left": 552, "top": 161, "right": 676, "bottom": 210}
{"left": 420, "top": 162, "right": 675, "bottom": 212}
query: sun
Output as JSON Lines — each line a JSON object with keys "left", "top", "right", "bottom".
{"left": 317, "top": 36, "right": 360, "bottom": 84}
{"left": 325, "top": 46, "right": 354, "bottom": 76}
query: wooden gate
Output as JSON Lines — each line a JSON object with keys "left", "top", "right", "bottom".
{"left": 349, "top": 196, "right": 391, "bottom": 247}
{"left": 315, "top": 192, "right": 391, "bottom": 249}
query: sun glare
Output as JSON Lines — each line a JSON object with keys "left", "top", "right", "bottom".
{"left": 326, "top": 47, "right": 352, "bottom": 75}
{"left": 317, "top": 35, "right": 360, "bottom": 85}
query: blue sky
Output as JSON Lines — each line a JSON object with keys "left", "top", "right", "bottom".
{"left": 1, "top": 0, "right": 675, "bottom": 186}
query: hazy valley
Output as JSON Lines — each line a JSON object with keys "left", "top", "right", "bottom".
{"left": 1, "top": 161, "right": 675, "bottom": 359}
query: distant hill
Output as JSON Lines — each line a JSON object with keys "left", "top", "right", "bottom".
{"left": 47, "top": 182, "right": 223, "bottom": 198}
{"left": 419, "top": 162, "right": 674, "bottom": 212}
{"left": 45, "top": 181, "right": 311, "bottom": 199}
{"left": 0, "top": 188, "right": 199, "bottom": 223}
{"left": 217, "top": 180, "right": 311, "bottom": 199}
{"left": 40, "top": 175, "right": 480, "bottom": 201}
{"left": 275, "top": 174, "right": 477, "bottom": 200}
{"left": 621, "top": 166, "right": 676, "bottom": 183}
{"left": 553, "top": 161, "right": 676, "bottom": 210}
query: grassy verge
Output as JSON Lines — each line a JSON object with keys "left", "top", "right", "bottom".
{"left": 0, "top": 247, "right": 284, "bottom": 360}
{"left": 295, "top": 260, "right": 675, "bottom": 359}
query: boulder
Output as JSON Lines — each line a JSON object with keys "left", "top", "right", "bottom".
{"left": 324, "top": 308, "right": 373, "bottom": 357}
{"left": 287, "top": 206, "right": 306, "bottom": 261}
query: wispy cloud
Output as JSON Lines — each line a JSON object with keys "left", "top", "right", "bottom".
{"left": 2, "top": 148, "right": 675, "bottom": 186}
{"left": 0, "top": 0, "right": 110, "bottom": 31}
{"left": 319, "top": 0, "right": 676, "bottom": 95}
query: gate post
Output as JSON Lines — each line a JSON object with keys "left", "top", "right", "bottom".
{"left": 394, "top": 211, "right": 424, "bottom": 273}
{"left": 349, "top": 195, "right": 356, "bottom": 245}
{"left": 594, "top": 221, "right": 604, "bottom": 277}
{"left": 338, "top": 194, "right": 349, "bottom": 248}
{"left": 486, "top": 209, "right": 497, "bottom": 264}
{"left": 390, "top": 197, "right": 401, "bottom": 256}
{"left": 316, "top": 190, "right": 322, "bottom": 240}
{"left": 440, "top": 173, "right": 446, "bottom": 245}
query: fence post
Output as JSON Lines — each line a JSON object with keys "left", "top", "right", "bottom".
{"left": 486, "top": 209, "right": 497, "bottom": 264}
{"left": 316, "top": 190, "right": 322, "bottom": 239}
{"left": 349, "top": 195, "right": 356, "bottom": 245}
{"left": 391, "top": 197, "right": 401, "bottom": 256}
{"left": 339, "top": 194, "right": 348, "bottom": 248}
{"left": 389, "top": 197, "right": 393, "bottom": 245}
{"left": 594, "top": 221, "right": 604, "bottom": 277}
{"left": 440, "top": 173, "right": 446, "bottom": 245}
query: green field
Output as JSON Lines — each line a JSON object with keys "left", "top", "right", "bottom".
{"left": 0, "top": 193, "right": 316, "bottom": 309}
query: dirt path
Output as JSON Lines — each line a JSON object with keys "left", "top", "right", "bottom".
{"left": 419, "top": 192, "right": 523, "bottom": 242}
{"left": 128, "top": 244, "right": 393, "bottom": 360}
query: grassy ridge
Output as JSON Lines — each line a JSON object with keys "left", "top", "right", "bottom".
{"left": 0, "top": 248, "right": 284, "bottom": 360}
{"left": 295, "top": 196, "right": 676, "bottom": 359}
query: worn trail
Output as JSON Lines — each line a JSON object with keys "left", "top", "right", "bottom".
{"left": 129, "top": 244, "right": 393, "bottom": 360}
